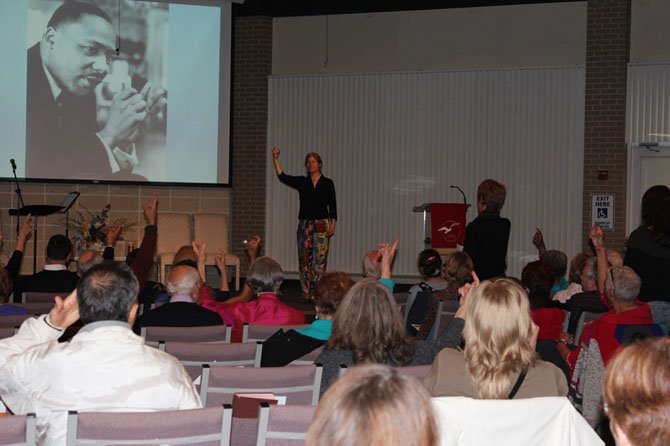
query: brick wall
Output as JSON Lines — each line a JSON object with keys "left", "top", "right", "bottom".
{"left": 583, "top": 0, "right": 631, "bottom": 253}
{"left": 230, "top": 16, "right": 273, "bottom": 273}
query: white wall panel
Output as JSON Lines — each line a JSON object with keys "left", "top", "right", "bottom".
{"left": 627, "top": 64, "right": 670, "bottom": 142}
{"left": 267, "top": 68, "right": 585, "bottom": 279}
{"left": 625, "top": 64, "right": 670, "bottom": 231}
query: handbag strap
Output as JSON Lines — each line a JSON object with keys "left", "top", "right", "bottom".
{"left": 507, "top": 369, "right": 528, "bottom": 399}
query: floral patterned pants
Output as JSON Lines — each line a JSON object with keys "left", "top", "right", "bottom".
{"left": 297, "top": 219, "right": 330, "bottom": 300}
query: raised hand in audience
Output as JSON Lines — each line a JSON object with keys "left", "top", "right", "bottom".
{"left": 455, "top": 271, "right": 479, "bottom": 320}
{"left": 143, "top": 195, "right": 158, "bottom": 226}
{"left": 106, "top": 225, "right": 122, "bottom": 247}
{"left": 532, "top": 227, "right": 547, "bottom": 257}
{"left": 245, "top": 235, "right": 262, "bottom": 264}
{"left": 214, "top": 249, "right": 230, "bottom": 292}
{"left": 192, "top": 240, "right": 207, "bottom": 282}
{"left": 589, "top": 224, "right": 608, "bottom": 296}
{"left": 214, "top": 250, "right": 227, "bottom": 271}
{"left": 589, "top": 224, "right": 605, "bottom": 249}
{"left": 379, "top": 237, "right": 399, "bottom": 280}
{"left": 16, "top": 214, "right": 33, "bottom": 253}
{"left": 48, "top": 290, "right": 79, "bottom": 329}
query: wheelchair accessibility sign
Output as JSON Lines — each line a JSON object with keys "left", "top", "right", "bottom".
{"left": 591, "top": 194, "right": 614, "bottom": 230}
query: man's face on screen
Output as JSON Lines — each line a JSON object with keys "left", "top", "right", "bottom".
{"left": 44, "top": 14, "right": 116, "bottom": 96}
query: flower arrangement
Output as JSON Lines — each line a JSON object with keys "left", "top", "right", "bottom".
{"left": 61, "top": 204, "right": 136, "bottom": 250}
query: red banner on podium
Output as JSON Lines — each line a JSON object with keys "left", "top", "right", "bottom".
{"left": 431, "top": 203, "right": 467, "bottom": 249}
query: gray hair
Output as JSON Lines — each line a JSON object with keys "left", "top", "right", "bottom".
{"left": 76, "top": 250, "right": 104, "bottom": 276}
{"left": 247, "top": 256, "right": 283, "bottom": 293}
{"left": 605, "top": 266, "right": 641, "bottom": 303}
{"left": 166, "top": 266, "right": 201, "bottom": 297}
{"left": 362, "top": 251, "right": 381, "bottom": 279}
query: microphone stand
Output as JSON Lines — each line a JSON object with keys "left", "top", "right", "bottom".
{"left": 450, "top": 185, "right": 467, "bottom": 206}
{"left": 11, "top": 161, "right": 25, "bottom": 237}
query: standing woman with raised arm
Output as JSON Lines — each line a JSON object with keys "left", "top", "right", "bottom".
{"left": 272, "top": 146, "right": 337, "bottom": 302}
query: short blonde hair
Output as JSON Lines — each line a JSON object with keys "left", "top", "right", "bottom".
{"left": 463, "top": 279, "right": 537, "bottom": 399}
{"left": 477, "top": 179, "right": 507, "bottom": 213}
{"left": 306, "top": 364, "right": 438, "bottom": 446}
{"left": 604, "top": 338, "right": 670, "bottom": 446}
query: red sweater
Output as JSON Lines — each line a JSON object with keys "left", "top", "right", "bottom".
{"left": 566, "top": 303, "right": 653, "bottom": 374}
{"left": 531, "top": 307, "right": 565, "bottom": 341}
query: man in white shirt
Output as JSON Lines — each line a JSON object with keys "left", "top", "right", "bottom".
{"left": 0, "top": 262, "right": 201, "bottom": 446}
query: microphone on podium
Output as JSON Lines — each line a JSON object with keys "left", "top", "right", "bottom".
{"left": 450, "top": 185, "right": 467, "bottom": 206}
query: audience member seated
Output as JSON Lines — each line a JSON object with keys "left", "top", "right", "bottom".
{"left": 75, "top": 224, "right": 122, "bottom": 276}
{"left": 108, "top": 197, "right": 159, "bottom": 296}
{"left": 604, "top": 337, "right": 670, "bottom": 446}
{"left": 134, "top": 265, "right": 223, "bottom": 330}
{"left": 561, "top": 256, "right": 609, "bottom": 335}
{"left": 556, "top": 265, "right": 653, "bottom": 375}
{"left": 306, "top": 364, "right": 438, "bottom": 446}
{"left": 415, "top": 251, "right": 473, "bottom": 340}
{"left": 522, "top": 260, "right": 564, "bottom": 341}
{"left": 405, "top": 249, "right": 449, "bottom": 321}
{"left": 0, "top": 262, "right": 200, "bottom": 446}
{"left": 7, "top": 216, "right": 78, "bottom": 300}
{"left": 261, "top": 271, "right": 354, "bottom": 367}
{"left": 76, "top": 250, "right": 105, "bottom": 276}
{"left": 199, "top": 249, "right": 305, "bottom": 342}
{"left": 361, "top": 238, "right": 399, "bottom": 292}
{"left": 0, "top": 268, "right": 26, "bottom": 316}
{"left": 424, "top": 277, "right": 567, "bottom": 399}
{"left": 541, "top": 249, "right": 569, "bottom": 295}
{"left": 624, "top": 185, "right": 670, "bottom": 302}
{"left": 315, "top": 262, "right": 466, "bottom": 395}
{"left": 463, "top": 179, "right": 511, "bottom": 280}
{"left": 531, "top": 228, "right": 568, "bottom": 295}
{"left": 553, "top": 252, "right": 591, "bottom": 304}
{"left": 157, "top": 243, "right": 216, "bottom": 305}
{"left": 533, "top": 228, "right": 589, "bottom": 303}
{"left": 215, "top": 235, "right": 261, "bottom": 303}
{"left": 4, "top": 216, "right": 33, "bottom": 284}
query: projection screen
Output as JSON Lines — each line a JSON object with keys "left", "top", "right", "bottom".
{"left": 0, "top": 0, "right": 232, "bottom": 185}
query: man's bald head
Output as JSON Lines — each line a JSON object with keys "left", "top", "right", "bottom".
{"left": 166, "top": 265, "right": 201, "bottom": 303}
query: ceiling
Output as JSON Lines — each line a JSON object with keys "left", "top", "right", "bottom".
{"left": 232, "top": 0, "right": 579, "bottom": 17}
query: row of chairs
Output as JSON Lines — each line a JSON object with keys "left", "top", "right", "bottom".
{"left": 0, "top": 404, "right": 315, "bottom": 446}
{"left": 142, "top": 323, "right": 310, "bottom": 344}
{"left": 0, "top": 314, "right": 309, "bottom": 343}
{"left": 394, "top": 291, "right": 456, "bottom": 340}
{"left": 158, "top": 340, "right": 323, "bottom": 381}
{"left": 1, "top": 394, "right": 603, "bottom": 446}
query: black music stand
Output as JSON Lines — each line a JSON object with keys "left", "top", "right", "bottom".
{"left": 9, "top": 192, "right": 80, "bottom": 274}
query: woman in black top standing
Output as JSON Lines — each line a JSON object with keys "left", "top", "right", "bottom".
{"left": 272, "top": 146, "right": 337, "bottom": 302}
{"left": 463, "top": 179, "right": 511, "bottom": 280}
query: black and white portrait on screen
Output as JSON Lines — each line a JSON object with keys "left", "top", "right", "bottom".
{"left": 25, "top": 0, "right": 169, "bottom": 181}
